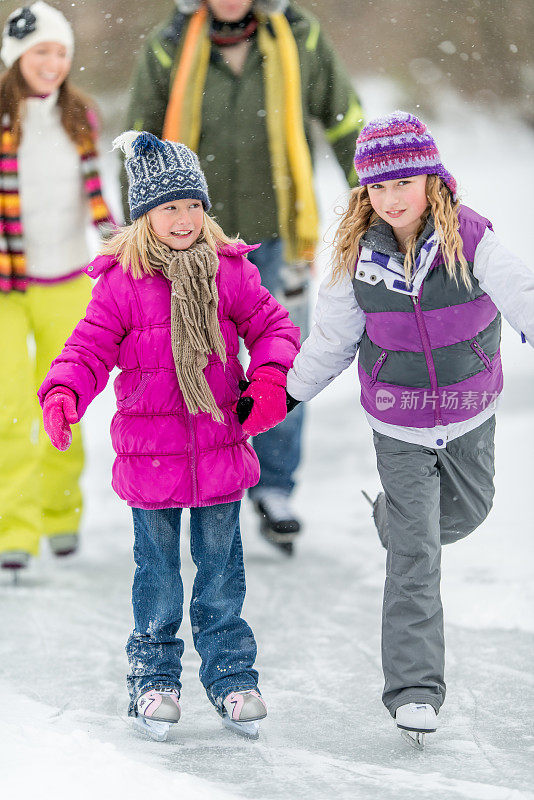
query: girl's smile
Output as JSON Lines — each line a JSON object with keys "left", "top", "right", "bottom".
{"left": 367, "top": 174, "right": 429, "bottom": 249}
{"left": 19, "top": 41, "right": 71, "bottom": 95}
{"left": 147, "top": 199, "right": 204, "bottom": 249}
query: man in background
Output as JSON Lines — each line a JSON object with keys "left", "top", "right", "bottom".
{"left": 123, "top": 0, "right": 363, "bottom": 553}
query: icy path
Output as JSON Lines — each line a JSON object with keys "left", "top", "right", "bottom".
{"left": 1, "top": 87, "right": 533, "bottom": 799}
{"left": 1, "top": 329, "right": 532, "bottom": 800}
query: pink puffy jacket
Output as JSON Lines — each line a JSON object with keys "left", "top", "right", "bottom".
{"left": 38, "top": 243, "right": 300, "bottom": 509}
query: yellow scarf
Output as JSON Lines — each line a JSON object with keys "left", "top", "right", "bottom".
{"left": 163, "top": 7, "right": 318, "bottom": 262}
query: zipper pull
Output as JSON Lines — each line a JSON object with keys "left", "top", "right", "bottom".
{"left": 412, "top": 296, "right": 419, "bottom": 305}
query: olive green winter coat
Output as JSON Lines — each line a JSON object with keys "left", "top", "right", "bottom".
{"left": 123, "top": 2, "right": 363, "bottom": 243}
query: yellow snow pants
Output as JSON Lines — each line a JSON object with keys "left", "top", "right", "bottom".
{"left": 0, "top": 275, "right": 92, "bottom": 556}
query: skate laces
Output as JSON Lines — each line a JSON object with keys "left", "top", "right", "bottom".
{"left": 141, "top": 686, "right": 179, "bottom": 698}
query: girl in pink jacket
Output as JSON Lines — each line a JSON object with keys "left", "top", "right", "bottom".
{"left": 38, "top": 131, "right": 300, "bottom": 741}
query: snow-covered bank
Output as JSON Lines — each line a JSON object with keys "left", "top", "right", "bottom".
{"left": 1, "top": 79, "right": 533, "bottom": 800}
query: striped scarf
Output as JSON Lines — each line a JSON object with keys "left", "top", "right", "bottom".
{"left": 162, "top": 7, "right": 319, "bottom": 263}
{"left": 0, "top": 118, "right": 113, "bottom": 293}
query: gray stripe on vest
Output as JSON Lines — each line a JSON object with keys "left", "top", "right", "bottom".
{"left": 359, "top": 314, "right": 501, "bottom": 388}
{"left": 420, "top": 263, "right": 485, "bottom": 310}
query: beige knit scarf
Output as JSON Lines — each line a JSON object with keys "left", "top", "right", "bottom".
{"left": 147, "top": 238, "right": 226, "bottom": 423}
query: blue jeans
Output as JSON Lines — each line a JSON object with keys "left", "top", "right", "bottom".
{"left": 247, "top": 238, "right": 307, "bottom": 496}
{"left": 126, "top": 502, "right": 259, "bottom": 712}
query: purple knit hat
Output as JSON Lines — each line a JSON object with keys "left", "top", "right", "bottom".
{"left": 354, "top": 111, "right": 457, "bottom": 199}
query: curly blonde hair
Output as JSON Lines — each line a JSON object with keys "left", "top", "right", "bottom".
{"left": 331, "top": 175, "right": 470, "bottom": 288}
{"left": 100, "top": 212, "right": 243, "bottom": 279}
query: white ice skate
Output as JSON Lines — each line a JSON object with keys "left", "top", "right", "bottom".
{"left": 49, "top": 532, "right": 79, "bottom": 557}
{"left": 0, "top": 551, "right": 30, "bottom": 585}
{"left": 133, "top": 688, "right": 181, "bottom": 742}
{"left": 395, "top": 702, "right": 438, "bottom": 750}
{"left": 222, "top": 689, "right": 267, "bottom": 740}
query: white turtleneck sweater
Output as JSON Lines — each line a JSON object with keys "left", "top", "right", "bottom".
{"left": 18, "top": 91, "right": 91, "bottom": 280}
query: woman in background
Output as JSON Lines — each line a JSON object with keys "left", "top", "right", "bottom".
{"left": 0, "top": 1, "right": 114, "bottom": 573}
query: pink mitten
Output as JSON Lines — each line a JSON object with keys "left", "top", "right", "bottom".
{"left": 43, "top": 388, "right": 78, "bottom": 451}
{"left": 236, "top": 365, "right": 287, "bottom": 437}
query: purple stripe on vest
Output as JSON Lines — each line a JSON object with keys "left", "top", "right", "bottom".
{"left": 365, "top": 294, "right": 499, "bottom": 352}
{"left": 359, "top": 351, "right": 503, "bottom": 427}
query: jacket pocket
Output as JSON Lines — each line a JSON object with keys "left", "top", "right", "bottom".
{"left": 117, "top": 373, "right": 153, "bottom": 409}
{"left": 370, "top": 350, "right": 388, "bottom": 385}
{"left": 469, "top": 339, "right": 493, "bottom": 372}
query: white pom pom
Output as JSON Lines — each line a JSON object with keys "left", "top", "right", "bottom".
{"left": 112, "top": 130, "right": 142, "bottom": 158}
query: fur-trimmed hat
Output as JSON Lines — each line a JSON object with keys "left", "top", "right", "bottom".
{"left": 1, "top": 2, "right": 74, "bottom": 68}
{"left": 114, "top": 131, "right": 211, "bottom": 220}
{"left": 174, "top": 0, "right": 288, "bottom": 13}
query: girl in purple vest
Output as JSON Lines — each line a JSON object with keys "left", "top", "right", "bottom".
{"left": 38, "top": 130, "right": 299, "bottom": 740}
{"left": 286, "top": 111, "right": 534, "bottom": 747}
{"left": 0, "top": 2, "right": 114, "bottom": 572}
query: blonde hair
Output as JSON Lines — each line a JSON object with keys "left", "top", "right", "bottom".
{"left": 331, "top": 175, "right": 470, "bottom": 289}
{"left": 100, "top": 212, "right": 243, "bottom": 278}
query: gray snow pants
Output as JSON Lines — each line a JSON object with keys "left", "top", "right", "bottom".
{"left": 372, "top": 415, "right": 496, "bottom": 717}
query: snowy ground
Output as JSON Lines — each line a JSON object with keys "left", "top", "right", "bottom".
{"left": 1, "top": 80, "right": 533, "bottom": 800}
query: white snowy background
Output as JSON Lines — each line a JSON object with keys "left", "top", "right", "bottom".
{"left": 0, "top": 78, "right": 533, "bottom": 800}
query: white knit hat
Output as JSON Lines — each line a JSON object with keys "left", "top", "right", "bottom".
{"left": 1, "top": 2, "right": 74, "bottom": 68}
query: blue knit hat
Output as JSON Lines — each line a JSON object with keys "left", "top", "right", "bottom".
{"left": 114, "top": 131, "right": 211, "bottom": 220}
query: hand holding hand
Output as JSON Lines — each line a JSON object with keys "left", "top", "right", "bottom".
{"left": 235, "top": 365, "right": 287, "bottom": 437}
{"left": 43, "top": 389, "right": 78, "bottom": 451}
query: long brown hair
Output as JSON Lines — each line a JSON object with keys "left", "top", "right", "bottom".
{"left": 100, "top": 213, "right": 243, "bottom": 279}
{"left": 0, "top": 60, "right": 96, "bottom": 148}
{"left": 331, "top": 175, "right": 470, "bottom": 288}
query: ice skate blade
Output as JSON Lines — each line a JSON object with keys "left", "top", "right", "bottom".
{"left": 222, "top": 715, "right": 260, "bottom": 740}
{"left": 133, "top": 715, "right": 172, "bottom": 742}
{"left": 259, "top": 527, "right": 296, "bottom": 555}
{"left": 399, "top": 729, "right": 428, "bottom": 750}
{"left": 361, "top": 489, "right": 374, "bottom": 507}
{"left": 260, "top": 521, "right": 299, "bottom": 543}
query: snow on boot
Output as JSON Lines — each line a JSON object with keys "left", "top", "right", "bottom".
{"left": 253, "top": 489, "right": 301, "bottom": 555}
{"left": 395, "top": 702, "right": 438, "bottom": 750}
{"left": 133, "top": 688, "right": 181, "bottom": 742}
{"left": 49, "top": 533, "right": 79, "bottom": 557}
{"left": 362, "top": 490, "right": 388, "bottom": 549}
{"left": 222, "top": 690, "right": 267, "bottom": 740}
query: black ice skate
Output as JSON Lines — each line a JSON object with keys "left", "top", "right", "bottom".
{"left": 253, "top": 489, "right": 301, "bottom": 555}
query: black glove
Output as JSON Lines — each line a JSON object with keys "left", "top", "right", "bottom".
{"left": 235, "top": 379, "right": 300, "bottom": 424}
{"left": 236, "top": 379, "right": 253, "bottom": 424}
{"left": 286, "top": 391, "right": 300, "bottom": 413}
